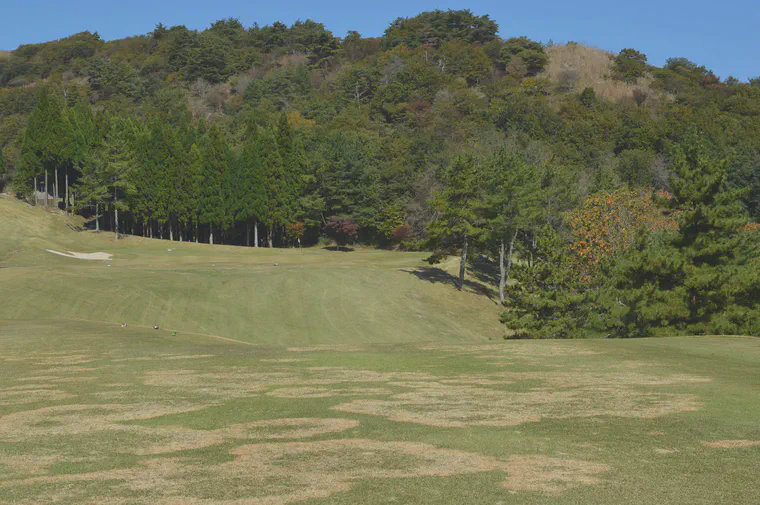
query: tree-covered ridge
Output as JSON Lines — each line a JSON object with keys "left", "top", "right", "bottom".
{"left": 0, "top": 9, "right": 758, "bottom": 337}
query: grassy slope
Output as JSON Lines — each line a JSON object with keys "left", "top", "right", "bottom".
{"left": 0, "top": 197, "right": 505, "bottom": 344}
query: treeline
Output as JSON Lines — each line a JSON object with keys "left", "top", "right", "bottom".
{"left": 1, "top": 10, "right": 759, "bottom": 337}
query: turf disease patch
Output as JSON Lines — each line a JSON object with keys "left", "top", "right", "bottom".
{"left": 703, "top": 440, "right": 760, "bottom": 449}
{"left": 502, "top": 455, "right": 609, "bottom": 494}
{"left": 0, "top": 440, "right": 610, "bottom": 503}
{"left": 333, "top": 371, "right": 708, "bottom": 427}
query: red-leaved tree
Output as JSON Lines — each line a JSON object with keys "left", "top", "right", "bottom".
{"left": 325, "top": 216, "right": 359, "bottom": 247}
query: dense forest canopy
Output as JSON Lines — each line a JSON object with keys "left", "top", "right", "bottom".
{"left": 1, "top": 9, "right": 758, "bottom": 337}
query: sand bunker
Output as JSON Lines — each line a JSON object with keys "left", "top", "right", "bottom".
{"left": 45, "top": 249, "right": 113, "bottom": 260}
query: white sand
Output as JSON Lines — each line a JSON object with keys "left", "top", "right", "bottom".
{"left": 46, "top": 250, "right": 113, "bottom": 261}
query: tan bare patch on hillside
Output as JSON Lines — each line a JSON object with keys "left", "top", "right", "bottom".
{"left": 541, "top": 43, "right": 656, "bottom": 103}
{"left": 703, "top": 440, "right": 760, "bottom": 449}
{"left": 503, "top": 455, "right": 609, "bottom": 494}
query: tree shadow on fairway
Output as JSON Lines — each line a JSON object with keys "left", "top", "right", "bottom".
{"left": 323, "top": 246, "right": 355, "bottom": 252}
{"left": 470, "top": 255, "right": 499, "bottom": 286}
{"left": 401, "top": 266, "right": 499, "bottom": 304}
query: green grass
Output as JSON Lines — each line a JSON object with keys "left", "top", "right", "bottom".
{"left": 1, "top": 197, "right": 759, "bottom": 504}
{"left": 0, "top": 197, "right": 504, "bottom": 344}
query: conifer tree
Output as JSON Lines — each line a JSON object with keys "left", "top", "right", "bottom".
{"left": 428, "top": 154, "right": 483, "bottom": 290}
{"left": 480, "top": 148, "right": 542, "bottom": 304}
{"left": 599, "top": 138, "right": 760, "bottom": 336}
{"left": 197, "top": 123, "right": 227, "bottom": 244}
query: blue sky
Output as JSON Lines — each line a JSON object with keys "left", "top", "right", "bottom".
{"left": 2, "top": 0, "right": 758, "bottom": 81}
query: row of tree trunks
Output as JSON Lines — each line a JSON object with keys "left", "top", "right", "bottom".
{"left": 89, "top": 210, "right": 271, "bottom": 248}
{"left": 498, "top": 228, "right": 519, "bottom": 305}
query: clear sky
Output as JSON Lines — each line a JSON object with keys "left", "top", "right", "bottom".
{"left": 1, "top": 0, "right": 758, "bottom": 81}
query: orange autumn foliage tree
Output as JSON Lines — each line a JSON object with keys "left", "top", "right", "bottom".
{"left": 568, "top": 188, "right": 677, "bottom": 279}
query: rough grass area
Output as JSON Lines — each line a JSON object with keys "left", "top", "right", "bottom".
{"left": 0, "top": 322, "right": 758, "bottom": 504}
{"left": 1, "top": 197, "right": 759, "bottom": 504}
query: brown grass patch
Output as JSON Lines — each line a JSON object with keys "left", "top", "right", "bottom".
{"left": 36, "top": 354, "right": 93, "bottom": 365}
{"left": 41, "top": 366, "right": 101, "bottom": 373}
{"left": 1, "top": 440, "right": 507, "bottom": 504}
{"left": 0, "top": 454, "right": 62, "bottom": 477}
{"left": 703, "top": 440, "right": 760, "bottom": 449}
{"left": 14, "top": 375, "right": 60, "bottom": 382}
{"left": 0, "top": 387, "right": 74, "bottom": 405}
{"left": 333, "top": 371, "right": 707, "bottom": 427}
{"left": 503, "top": 455, "right": 609, "bottom": 494}
{"left": 260, "top": 358, "right": 311, "bottom": 363}
{"left": 112, "top": 354, "right": 215, "bottom": 362}
{"left": 0, "top": 435, "right": 610, "bottom": 503}
{"left": 287, "top": 345, "right": 367, "bottom": 353}
{"left": 0, "top": 403, "right": 207, "bottom": 442}
{"left": 654, "top": 448, "right": 678, "bottom": 454}
{"left": 267, "top": 387, "right": 392, "bottom": 398}
{"left": 223, "top": 418, "right": 360, "bottom": 440}
{"left": 143, "top": 367, "right": 437, "bottom": 401}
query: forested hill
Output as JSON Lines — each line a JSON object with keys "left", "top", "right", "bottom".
{"left": 1, "top": 10, "right": 759, "bottom": 338}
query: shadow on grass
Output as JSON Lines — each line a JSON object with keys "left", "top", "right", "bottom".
{"left": 323, "top": 246, "right": 355, "bottom": 252}
{"left": 401, "top": 266, "right": 499, "bottom": 304}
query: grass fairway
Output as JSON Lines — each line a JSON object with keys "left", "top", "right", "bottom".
{"left": 1, "top": 197, "right": 759, "bottom": 504}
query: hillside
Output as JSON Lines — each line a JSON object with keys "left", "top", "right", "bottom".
{"left": 0, "top": 196, "right": 505, "bottom": 344}
{"left": 1, "top": 9, "right": 758, "bottom": 339}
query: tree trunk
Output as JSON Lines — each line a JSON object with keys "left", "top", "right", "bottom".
{"left": 65, "top": 171, "right": 69, "bottom": 215}
{"left": 169, "top": 221, "right": 173, "bottom": 242}
{"left": 195, "top": 221, "right": 199, "bottom": 243}
{"left": 44, "top": 170, "right": 49, "bottom": 209}
{"left": 268, "top": 226, "right": 273, "bottom": 248}
{"left": 499, "top": 238, "right": 506, "bottom": 304}
{"left": 54, "top": 167, "right": 59, "bottom": 209}
{"left": 114, "top": 191, "right": 119, "bottom": 240}
{"left": 209, "top": 227, "right": 214, "bottom": 245}
{"left": 458, "top": 234, "right": 468, "bottom": 291}
{"left": 254, "top": 220, "right": 259, "bottom": 248}
{"left": 33, "top": 177, "right": 37, "bottom": 206}
{"left": 95, "top": 203, "right": 100, "bottom": 232}
{"left": 246, "top": 222, "right": 250, "bottom": 247}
